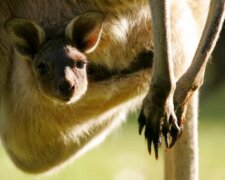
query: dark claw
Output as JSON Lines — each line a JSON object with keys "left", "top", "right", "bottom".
{"left": 153, "top": 131, "right": 160, "bottom": 159}
{"left": 169, "top": 122, "right": 180, "bottom": 148}
{"left": 145, "top": 124, "right": 152, "bottom": 154}
{"left": 147, "top": 138, "right": 152, "bottom": 155}
{"left": 164, "top": 133, "right": 170, "bottom": 149}
{"left": 138, "top": 109, "right": 146, "bottom": 135}
{"left": 144, "top": 122, "right": 160, "bottom": 159}
{"left": 152, "top": 127, "right": 160, "bottom": 159}
{"left": 169, "top": 135, "right": 177, "bottom": 148}
{"left": 138, "top": 106, "right": 182, "bottom": 159}
{"left": 153, "top": 140, "right": 159, "bottom": 159}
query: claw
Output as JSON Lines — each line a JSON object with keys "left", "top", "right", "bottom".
{"left": 138, "top": 101, "right": 181, "bottom": 159}
{"left": 152, "top": 140, "right": 161, "bottom": 159}
{"left": 145, "top": 124, "right": 153, "bottom": 155}
{"left": 153, "top": 140, "right": 159, "bottom": 159}
{"left": 164, "top": 133, "right": 170, "bottom": 149}
{"left": 138, "top": 109, "right": 146, "bottom": 135}
{"left": 169, "top": 122, "right": 180, "bottom": 148}
{"left": 139, "top": 123, "right": 145, "bottom": 135}
{"left": 169, "top": 135, "right": 177, "bottom": 148}
{"left": 147, "top": 138, "right": 152, "bottom": 155}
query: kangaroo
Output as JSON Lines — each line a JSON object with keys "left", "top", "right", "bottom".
{"left": 4, "top": 12, "right": 104, "bottom": 104}
{"left": 0, "top": 1, "right": 224, "bottom": 180}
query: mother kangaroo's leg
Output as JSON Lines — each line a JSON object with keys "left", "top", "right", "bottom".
{"left": 165, "top": 1, "right": 225, "bottom": 180}
{"left": 138, "top": 0, "right": 179, "bottom": 159}
{"left": 165, "top": 91, "right": 199, "bottom": 180}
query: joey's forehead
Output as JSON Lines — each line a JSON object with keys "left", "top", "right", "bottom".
{"left": 36, "top": 42, "right": 87, "bottom": 64}
{"left": 64, "top": 45, "right": 86, "bottom": 61}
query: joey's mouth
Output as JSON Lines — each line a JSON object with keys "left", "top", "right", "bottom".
{"left": 49, "top": 94, "right": 76, "bottom": 105}
{"left": 46, "top": 92, "right": 71, "bottom": 105}
{"left": 87, "top": 51, "right": 153, "bottom": 81}
{"left": 51, "top": 85, "right": 87, "bottom": 105}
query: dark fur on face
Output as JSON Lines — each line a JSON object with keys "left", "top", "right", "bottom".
{"left": 33, "top": 38, "right": 88, "bottom": 104}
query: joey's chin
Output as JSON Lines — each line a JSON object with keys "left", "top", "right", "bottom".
{"left": 50, "top": 94, "right": 78, "bottom": 105}
{"left": 37, "top": 89, "right": 75, "bottom": 105}
{"left": 49, "top": 91, "right": 86, "bottom": 105}
{"left": 37, "top": 82, "right": 87, "bottom": 105}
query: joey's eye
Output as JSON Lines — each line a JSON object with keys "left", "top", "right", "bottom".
{"left": 37, "top": 63, "right": 49, "bottom": 75}
{"left": 76, "top": 60, "right": 86, "bottom": 69}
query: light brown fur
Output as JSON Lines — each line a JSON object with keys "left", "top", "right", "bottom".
{"left": 0, "top": 0, "right": 211, "bottom": 178}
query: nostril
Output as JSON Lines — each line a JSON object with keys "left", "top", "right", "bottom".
{"left": 58, "top": 83, "right": 66, "bottom": 94}
{"left": 70, "top": 85, "right": 75, "bottom": 91}
{"left": 58, "top": 81, "right": 75, "bottom": 96}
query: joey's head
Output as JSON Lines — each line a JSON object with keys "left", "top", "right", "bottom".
{"left": 5, "top": 11, "right": 104, "bottom": 104}
{"left": 32, "top": 38, "right": 89, "bottom": 104}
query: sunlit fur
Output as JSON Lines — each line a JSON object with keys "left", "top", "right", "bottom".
{"left": 0, "top": 0, "right": 210, "bottom": 174}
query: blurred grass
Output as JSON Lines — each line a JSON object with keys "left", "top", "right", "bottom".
{"left": 0, "top": 85, "right": 224, "bottom": 180}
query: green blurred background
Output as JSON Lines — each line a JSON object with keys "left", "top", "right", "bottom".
{"left": 0, "top": 24, "right": 225, "bottom": 180}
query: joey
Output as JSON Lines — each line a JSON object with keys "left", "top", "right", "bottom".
{"left": 4, "top": 11, "right": 104, "bottom": 104}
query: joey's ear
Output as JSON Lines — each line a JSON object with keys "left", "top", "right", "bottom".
{"left": 4, "top": 18, "right": 45, "bottom": 57}
{"left": 65, "top": 11, "right": 104, "bottom": 54}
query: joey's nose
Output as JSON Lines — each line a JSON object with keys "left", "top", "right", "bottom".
{"left": 58, "top": 80, "right": 75, "bottom": 98}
